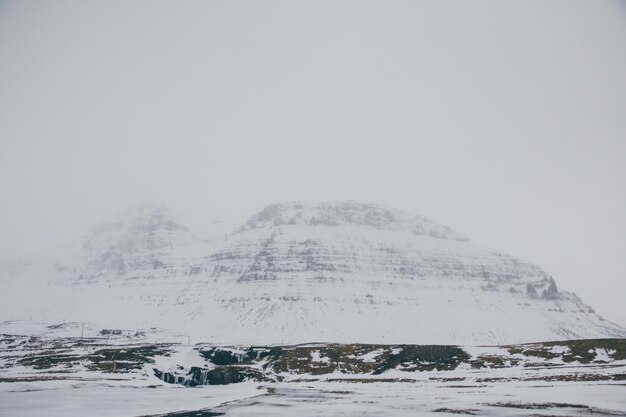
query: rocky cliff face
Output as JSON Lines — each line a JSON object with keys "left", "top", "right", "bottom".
{"left": 2, "top": 202, "right": 624, "bottom": 344}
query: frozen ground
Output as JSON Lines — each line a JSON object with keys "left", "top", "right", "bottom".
{"left": 208, "top": 381, "right": 626, "bottom": 417}
{"left": 1, "top": 333, "right": 625, "bottom": 416}
{"left": 1, "top": 376, "right": 625, "bottom": 416}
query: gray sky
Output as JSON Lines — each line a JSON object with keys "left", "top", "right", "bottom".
{"left": 1, "top": 1, "right": 625, "bottom": 326}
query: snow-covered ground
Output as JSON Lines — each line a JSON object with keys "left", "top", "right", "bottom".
{"left": 0, "top": 381, "right": 260, "bottom": 417}
{"left": 1, "top": 332, "right": 625, "bottom": 417}
{"left": 2, "top": 370, "right": 625, "bottom": 417}
{"left": 211, "top": 381, "right": 626, "bottom": 417}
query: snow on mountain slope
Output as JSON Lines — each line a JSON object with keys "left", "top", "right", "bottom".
{"left": 1, "top": 202, "right": 624, "bottom": 344}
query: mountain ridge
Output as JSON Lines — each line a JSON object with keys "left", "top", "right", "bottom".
{"left": 1, "top": 201, "right": 624, "bottom": 344}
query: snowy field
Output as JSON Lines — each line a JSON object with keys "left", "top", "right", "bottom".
{"left": 1, "top": 332, "right": 625, "bottom": 416}
{"left": 2, "top": 376, "right": 625, "bottom": 416}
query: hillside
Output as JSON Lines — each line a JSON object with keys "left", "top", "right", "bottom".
{"left": 1, "top": 202, "right": 623, "bottom": 344}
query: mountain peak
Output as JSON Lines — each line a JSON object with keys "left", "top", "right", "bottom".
{"left": 70, "top": 205, "right": 203, "bottom": 278}
{"left": 242, "top": 201, "right": 468, "bottom": 241}
{"left": 81, "top": 204, "right": 189, "bottom": 250}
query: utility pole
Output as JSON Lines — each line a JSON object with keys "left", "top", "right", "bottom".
{"left": 80, "top": 323, "right": 85, "bottom": 339}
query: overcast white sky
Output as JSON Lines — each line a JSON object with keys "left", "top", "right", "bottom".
{"left": 1, "top": 1, "right": 625, "bottom": 326}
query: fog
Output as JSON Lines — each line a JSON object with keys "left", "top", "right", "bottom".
{"left": 1, "top": 1, "right": 625, "bottom": 326}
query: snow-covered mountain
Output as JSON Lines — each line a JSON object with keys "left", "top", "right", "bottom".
{"left": 1, "top": 202, "right": 624, "bottom": 344}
